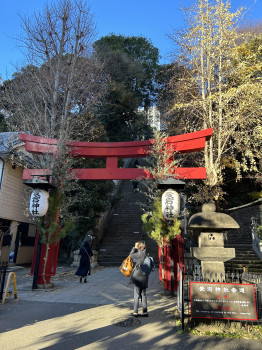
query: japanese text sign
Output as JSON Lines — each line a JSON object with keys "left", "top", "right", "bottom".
{"left": 190, "top": 282, "right": 257, "bottom": 321}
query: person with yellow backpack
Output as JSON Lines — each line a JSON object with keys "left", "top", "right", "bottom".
{"left": 129, "top": 241, "right": 154, "bottom": 317}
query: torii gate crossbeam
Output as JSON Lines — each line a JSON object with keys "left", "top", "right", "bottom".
{"left": 19, "top": 128, "right": 213, "bottom": 181}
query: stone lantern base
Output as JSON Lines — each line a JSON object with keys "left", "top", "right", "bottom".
{"left": 192, "top": 239, "right": 235, "bottom": 282}
{"left": 201, "top": 261, "right": 227, "bottom": 282}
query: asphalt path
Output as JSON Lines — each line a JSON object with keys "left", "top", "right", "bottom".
{"left": 0, "top": 266, "right": 261, "bottom": 350}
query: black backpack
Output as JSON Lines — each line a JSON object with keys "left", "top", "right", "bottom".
{"left": 140, "top": 254, "right": 154, "bottom": 276}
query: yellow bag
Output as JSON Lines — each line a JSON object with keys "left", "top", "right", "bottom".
{"left": 119, "top": 256, "right": 134, "bottom": 278}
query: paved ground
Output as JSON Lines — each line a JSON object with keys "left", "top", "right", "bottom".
{"left": 0, "top": 265, "right": 261, "bottom": 350}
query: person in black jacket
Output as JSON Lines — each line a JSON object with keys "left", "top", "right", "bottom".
{"left": 75, "top": 241, "right": 93, "bottom": 283}
{"left": 130, "top": 240, "right": 148, "bottom": 317}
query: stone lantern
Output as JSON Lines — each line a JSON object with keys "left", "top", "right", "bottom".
{"left": 188, "top": 202, "right": 239, "bottom": 282}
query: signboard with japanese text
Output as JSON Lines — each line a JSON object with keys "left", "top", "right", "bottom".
{"left": 190, "top": 282, "right": 257, "bottom": 321}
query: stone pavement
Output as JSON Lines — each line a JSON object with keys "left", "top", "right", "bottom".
{"left": 10, "top": 265, "right": 166, "bottom": 307}
{"left": 0, "top": 266, "right": 261, "bottom": 350}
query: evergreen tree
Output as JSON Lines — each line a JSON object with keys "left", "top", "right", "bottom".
{"left": 93, "top": 35, "right": 160, "bottom": 141}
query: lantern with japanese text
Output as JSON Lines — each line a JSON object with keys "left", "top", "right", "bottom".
{"left": 29, "top": 189, "right": 49, "bottom": 217}
{"left": 161, "top": 188, "right": 180, "bottom": 220}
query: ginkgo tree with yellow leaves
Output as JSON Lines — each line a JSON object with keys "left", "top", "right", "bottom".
{"left": 167, "top": 0, "right": 262, "bottom": 202}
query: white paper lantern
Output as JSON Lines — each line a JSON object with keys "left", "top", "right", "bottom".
{"left": 162, "top": 189, "right": 180, "bottom": 220}
{"left": 29, "top": 189, "right": 49, "bottom": 217}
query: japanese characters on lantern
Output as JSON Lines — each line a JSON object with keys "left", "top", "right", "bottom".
{"left": 29, "top": 189, "right": 49, "bottom": 217}
{"left": 162, "top": 189, "right": 180, "bottom": 220}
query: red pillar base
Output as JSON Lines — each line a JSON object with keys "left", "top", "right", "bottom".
{"left": 158, "top": 235, "right": 184, "bottom": 292}
{"left": 31, "top": 231, "right": 60, "bottom": 288}
{"left": 36, "top": 274, "right": 53, "bottom": 288}
{"left": 36, "top": 282, "right": 54, "bottom": 289}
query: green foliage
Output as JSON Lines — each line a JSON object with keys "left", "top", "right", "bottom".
{"left": 142, "top": 197, "right": 181, "bottom": 246}
{"left": 62, "top": 180, "right": 115, "bottom": 235}
{"left": 137, "top": 129, "right": 181, "bottom": 208}
{"left": 94, "top": 34, "right": 159, "bottom": 101}
{"left": 174, "top": 306, "right": 262, "bottom": 340}
{"left": 93, "top": 34, "right": 159, "bottom": 141}
{"left": 38, "top": 188, "right": 74, "bottom": 245}
{"left": 248, "top": 191, "right": 262, "bottom": 201}
{"left": 136, "top": 129, "right": 182, "bottom": 245}
{"left": 60, "top": 158, "right": 117, "bottom": 244}
{"left": 187, "top": 326, "right": 262, "bottom": 340}
{"left": 143, "top": 129, "right": 181, "bottom": 181}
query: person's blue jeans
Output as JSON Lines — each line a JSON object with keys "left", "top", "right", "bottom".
{"left": 134, "top": 287, "right": 147, "bottom": 313}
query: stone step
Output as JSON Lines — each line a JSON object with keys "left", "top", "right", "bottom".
{"left": 97, "top": 164, "right": 157, "bottom": 267}
{"left": 224, "top": 240, "right": 262, "bottom": 271}
{"left": 232, "top": 251, "right": 261, "bottom": 255}
{"left": 228, "top": 260, "right": 262, "bottom": 265}
{"left": 227, "top": 242, "right": 252, "bottom": 246}
{"left": 225, "top": 263, "right": 262, "bottom": 269}
{"left": 233, "top": 253, "right": 261, "bottom": 259}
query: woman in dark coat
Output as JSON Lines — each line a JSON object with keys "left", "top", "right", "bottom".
{"left": 75, "top": 241, "right": 93, "bottom": 283}
{"left": 130, "top": 240, "right": 148, "bottom": 317}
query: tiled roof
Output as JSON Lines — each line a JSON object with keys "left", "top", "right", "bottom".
{"left": 0, "top": 132, "right": 23, "bottom": 155}
{"left": 0, "top": 132, "right": 37, "bottom": 167}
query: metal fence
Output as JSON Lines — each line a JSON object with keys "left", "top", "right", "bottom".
{"left": 181, "top": 264, "right": 262, "bottom": 329}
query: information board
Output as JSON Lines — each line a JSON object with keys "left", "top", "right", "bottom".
{"left": 190, "top": 282, "right": 257, "bottom": 321}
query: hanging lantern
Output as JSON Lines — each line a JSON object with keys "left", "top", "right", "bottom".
{"left": 162, "top": 188, "right": 180, "bottom": 220}
{"left": 29, "top": 189, "right": 49, "bottom": 217}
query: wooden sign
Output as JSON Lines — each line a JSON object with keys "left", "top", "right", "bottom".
{"left": 190, "top": 282, "right": 257, "bottom": 321}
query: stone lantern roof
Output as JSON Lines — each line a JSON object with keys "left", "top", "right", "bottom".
{"left": 188, "top": 202, "right": 239, "bottom": 231}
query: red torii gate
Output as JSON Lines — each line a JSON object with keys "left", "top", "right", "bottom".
{"left": 19, "top": 128, "right": 213, "bottom": 288}
{"left": 20, "top": 128, "right": 213, "bottom": 181}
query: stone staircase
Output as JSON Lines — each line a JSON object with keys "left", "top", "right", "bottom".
{"left": 97, "top": 180, "right": 159, "bottom": 267}
{"left": 225, "top": 245, "right": 262, "bottom": 272}
{"left": 224, "top": 209, "right": 262, "bottom": 272}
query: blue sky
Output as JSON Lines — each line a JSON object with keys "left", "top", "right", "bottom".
{"left": 0, "top": 0, "right": 261, "bottom": 81}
